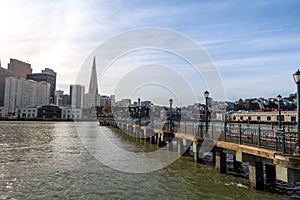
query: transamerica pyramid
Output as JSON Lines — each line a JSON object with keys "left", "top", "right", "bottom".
{"left": 88, "top": 56, "right": 99, "bottom": 95}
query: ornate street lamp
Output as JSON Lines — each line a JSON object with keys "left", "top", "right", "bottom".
{"left": 204, "top": 91, "right": 209, "bottom": 137}
{"left": 277, "top": 94, "right": 282, "bottom": 129}
{"left": 293, "top": 69, "right": 300, "bottom": 155}
{"left": 169, "top": 99, "right": 173, "bottom": 131}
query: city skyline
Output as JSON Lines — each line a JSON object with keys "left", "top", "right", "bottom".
{"left": 1, "top": 1, "right": 300, "bottom": 102}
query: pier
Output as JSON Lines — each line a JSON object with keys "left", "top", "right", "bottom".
{"left": 99, "top": 117, "right": 300, "bottom": 190}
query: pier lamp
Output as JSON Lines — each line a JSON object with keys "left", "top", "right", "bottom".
{"left": 138, "top": 98, "right": 141, "bottom": 126}
{"left": 169, "top": 99, "right": 173, "bottom": 131}
{"left": 293, "top": 69, "right": 300, "bottom": 155}
{"left": 204, "top": 91, "right": 209, "bottom": 137}
{"left": 277, "top": 94, "right": 282, "bottom": 129}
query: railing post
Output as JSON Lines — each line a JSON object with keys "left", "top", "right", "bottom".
{"left": 193, "top": 122, "right": 195, "bottom": 136}
{"left": 258, "top": 125, "right": 261, "bottom": 148}
{"left": 200, "top": 124, "right": 203, "bottom": 138}
{"left": 224, "top": 122, "right": 227, "bottom": 142}
{"left": 211, "top": 124, "right": 213, "bottom": 139}
{"left": 282, "top": 131, "right": 286, "bottom": 153}
{"left": 239, "top": 123, "right": 242, "bottom": 144}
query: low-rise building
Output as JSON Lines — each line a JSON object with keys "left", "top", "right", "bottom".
{"left": 16, "top": 107, "right": 38, "bottom": 118}
{"left": 61, "top": 108, "right": 82, "bottom": 119}
{"left": 0, "top": 107, "right": 4, "bottom": 118}
{"left": 37, "top": 105, "right": 62, "bottom": 119}
{"left": 228, "top": 111, "right": 297, "bottom": 124}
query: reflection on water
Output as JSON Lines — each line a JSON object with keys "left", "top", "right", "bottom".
{"left": 0, "top": 121, "right": 296, "bottom": 199}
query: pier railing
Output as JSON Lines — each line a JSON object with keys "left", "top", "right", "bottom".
{"left": 100, "top": 117, "right": 298, "bottom": 155}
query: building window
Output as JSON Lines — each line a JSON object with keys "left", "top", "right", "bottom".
{"left": 291, "top": 116, "right": 296, "bottom": 122}
{"left": 257, "top": 116, "right": 261, "bottom": 121}
{"left": 277, "top": 115, "right": 284, "bottom": 122}
{"left": 240, "top": 116, "right": 243, "bottom": 121}
{"left": 267, "top": 116, "right": 271, "bottom": 121}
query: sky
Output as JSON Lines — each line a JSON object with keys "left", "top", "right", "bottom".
{"left": 0, "top": 0, "right": 300, "bottom": 105}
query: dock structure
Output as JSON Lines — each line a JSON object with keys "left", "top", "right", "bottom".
{"left": 99, "top": 118, "right": 300, "bottom": 190}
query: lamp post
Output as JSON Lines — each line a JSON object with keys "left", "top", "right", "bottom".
{"left": 293, "top": 69, "right": 300, "bottom": 155}
{"left": 277, "top": 94, "right": 282, "bottom": 129}
{"left": 169, "top": 99, "right": 173, "bottom": 132}
{"left": 204, "top": 91, "right": 209, "bottom": 137}
{"left": 199, "top": 103, "right": 204, "bottom": 137}
{"left": 138, "top": 98, "right": 141, "bottom": 126}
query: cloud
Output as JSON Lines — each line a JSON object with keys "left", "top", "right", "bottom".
{"left": 1, "top": 0, "right": 299, "bottom": 104}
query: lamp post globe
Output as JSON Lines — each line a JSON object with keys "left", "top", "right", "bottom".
{"left": 293, "top": 69, "right": 300, "bottom": 155}
{"left": 204, "top": 91, "right": 209, "bottom": 98}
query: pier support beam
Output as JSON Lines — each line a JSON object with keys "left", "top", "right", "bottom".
{"left": 157, "top": 134, "right": 163, "bottom": 147}
{"left": 249, "top": 162, "right": 264, "bottom": 190}
{"left": 178, "top": 139, "right": 184, "bottom": 155}
{"left": 265, "top": 164, "right": 276, "bottom": 183}
{"left": 233, "top": 155, "right": 241, "bottom": 172}
{"left": 193, "top": 142, "right": 200, "bottom": 163}
{"left": 168, "top": 141, "right": 174, "bottom": 151}
{"left": 212, "top": 151, "right": 216, "bottom": 165}
{"left": 215, "top": 151, "right": 227, "bottom": 174}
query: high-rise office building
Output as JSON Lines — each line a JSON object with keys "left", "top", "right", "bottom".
{"left": 27, "top": 68, "right": 56, "bottom": 104}
{"left": 89, "top": 56, "right": 99, "bottom": 95}
{"left": 55, "top": 90, "right": 71, "bottom": 107}
{"left": 85, "top": 57, "right": 99, "bottom": 109}
{"left": 8, "top": 58, "right": 32, "bottom": 78}
{"left": 70, "top": 84, "right": 85, "bottom": 109}
{"left": 4, "top": 77, "right": 50, "bottom": 114}
{"left": 0, "top": 67, "right": 14, "bottom": 106}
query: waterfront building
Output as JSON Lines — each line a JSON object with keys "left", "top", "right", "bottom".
{"left": 7, "top": 58, "right": 32, "bottom": 78}
{"left": 37, "top": 105, "right": 61, "bottom": 119}
{"left": 0, "top": 106, "right": 4, "bottom": 118}
{"left": 17, "top": 107, "right": 38, "bottom": 118}
{"left": 228, "top": 110, "right": 297, "bottom": 124}
{"left": 0, "top": 67, "right": 14, "bottom": 106}
{"left": 70, "top": 84, "right": 85, "bottom": 109}
{"left": 61, "top": 107, "right": 82, "bottom": 119}
{"left": 27, "top": 68, "right": 56, "bottom": 104}
{"left": 4, "top": 77, "right": 50, "bottom": 116}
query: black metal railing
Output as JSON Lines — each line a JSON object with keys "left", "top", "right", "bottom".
{"left": 100, "top": 116, "right": 299, "bottom": 155}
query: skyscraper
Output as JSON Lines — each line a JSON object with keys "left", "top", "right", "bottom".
{"left": 70, "top": 84, "right": 85, "bottom": 109}
{"left": 85, "top": 56, "right": 100, "bottom": 109}
{"left": 7, "top": 58, "right": 32, "bottom": 78}
{"left": 4, "top": 77, "right": 50, "bottom": 114}
{"left": 0, "top": 58, "right": 32, "bottom": 106}
{"left": 27, "top": 68, "right": 56, "bottom": 104}
{"left": 0, "top": 67, "right": 14, "bottom": 106}
{"left": 88, "top": 56, "right": 98, "bottom": 95}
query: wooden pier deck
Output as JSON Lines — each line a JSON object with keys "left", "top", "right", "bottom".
{"left": 99, "top": 119, "right": 300, "bottom": 190}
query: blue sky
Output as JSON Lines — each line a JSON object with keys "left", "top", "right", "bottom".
{"left": 0, "top": 0, "right": 300, "bottom": 104}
